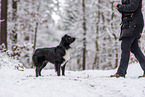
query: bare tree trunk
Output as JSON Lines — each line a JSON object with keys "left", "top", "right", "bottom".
{"left": 111, "top": 1, "right": 118, "bottom": 69}
{"left": 33, "top": 2, "right": 41, "bottom": 53}
{"left": 93, "top": 0, "right": 101, "bottom": 70}
{"left": 82, "top": 0, "right": 87, "bottom": 70}
{"left": 33, "top": 22, "right": 38, "bottom": 52}
{"left": 77, "top": 58, "right": 81, "bottom": 70}
{"left": 10, "top": 0, "right": 18, "bottom": 57}
{"left": 12, "top": 0, "right": 18, "bottom": 44}
{"left": 0, "top": 0, "right": 8, "bottom": 50}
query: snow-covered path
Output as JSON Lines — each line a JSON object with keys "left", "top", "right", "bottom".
{"left": 0, "top": 62, "right": 145, "bottom": 97}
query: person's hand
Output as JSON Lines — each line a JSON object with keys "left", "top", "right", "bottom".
{"left": 113, "top": 2, "right": 119, "bottom": 9}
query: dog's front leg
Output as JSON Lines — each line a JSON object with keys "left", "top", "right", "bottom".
{"left": 36, "top": 67, "right": 40, "bottom": 77}
{"left": 55, "top": 61, "right": 61, "bottom": 76}
{"left": 61, "top": 61, "right": 68, "bottom": 76}
{"left": 61, "top": 65, "right": 65, "bottom": 76}
{"left": 57, "top": 64, "right": 61, "bottom": 76}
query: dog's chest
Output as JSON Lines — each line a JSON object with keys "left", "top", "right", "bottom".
{"left": 63, "top": 49, "right": 70, "bottom": 61}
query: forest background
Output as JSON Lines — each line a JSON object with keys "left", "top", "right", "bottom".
{"left": 0, "top": 0, "right": 145, "bottom": 71}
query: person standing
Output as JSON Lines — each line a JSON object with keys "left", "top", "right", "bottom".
{"left": 111, "top": 0, "right": 145, "bottom": 78}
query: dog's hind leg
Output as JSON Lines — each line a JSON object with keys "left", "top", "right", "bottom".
{"left": 35, "top": 56, "right": 46, "bottom": 77}
{"left": 55, "top": 63, "right": 58, "bottom": 72}
{"left": 39, "top": 61, "right": 47, "bottom": 76}
{"left": 33, "top": 55, "right": 41, "bottom": 77}
{"left": 61, "top": 61, "right": 68, "bottom": 76}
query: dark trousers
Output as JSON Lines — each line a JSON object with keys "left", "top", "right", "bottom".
{"left": 117, "top": 36, "right": 145, "bottom": 77}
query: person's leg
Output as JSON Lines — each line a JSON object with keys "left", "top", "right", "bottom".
{"left": 116, "top": 37, "right": 136, "bottom": 77}
{"left": 131, "top": 38, "right": 145, "bottom": 75}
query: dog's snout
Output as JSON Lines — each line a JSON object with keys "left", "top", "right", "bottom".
{"left": 73, "top": 37, "right": 76, "bottom": 40}
{"left": 72, "top": 37, "right": 76, "bottom": 42}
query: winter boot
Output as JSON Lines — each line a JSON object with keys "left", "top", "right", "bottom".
{"left": 110, "top": 74, "right": 124, "bottom": 78}
{"left": 138, "top": 74, "right": 145, "bottom": 78}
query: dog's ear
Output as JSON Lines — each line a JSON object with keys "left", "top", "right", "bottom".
{"left": 62, "top": 34, "right": 68, "bottom": 40}
{"left": 64, "top": 34, "right": 67, "bottom": 37}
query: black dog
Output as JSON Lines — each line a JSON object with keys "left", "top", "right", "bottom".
{"left": 32, "top": 34, "right": 75, "bottom": 77}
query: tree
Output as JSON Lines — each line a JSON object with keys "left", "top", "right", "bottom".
{"left": 0, "top": 0, "right": 8, "bottom": 50}
{"left": 93, "top": 0, "right": 101, "bottom": 69}
{"left": 11, "top": 0, "right": 18, "bottom": 44}
{"left": 82, "top": 0, "right": 87, "bottom": 70}
{"left": 33, "top": 1, "right": 41, "bottom": 53}
{"left": 9, "top": 0, "right": 19, "bottom": 58}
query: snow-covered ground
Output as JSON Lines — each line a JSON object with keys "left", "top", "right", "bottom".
{"left": 0, "top": 52, "right": 145, "bottom": 97}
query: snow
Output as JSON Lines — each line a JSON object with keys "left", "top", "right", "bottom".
{"left": 0, "top": 53, "right": 145, "bottom": 97}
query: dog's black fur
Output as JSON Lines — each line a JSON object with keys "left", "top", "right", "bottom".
{"left": 32, "top": 34, "right": 75, "bottom": 77}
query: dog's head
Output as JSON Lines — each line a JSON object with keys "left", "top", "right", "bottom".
{"left": 62, "top": 34, "right": 76, "bottom": 45}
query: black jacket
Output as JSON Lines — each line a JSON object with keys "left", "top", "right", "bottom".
{"left": 117, "top": 0, "right": 144, "bottom": 40}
